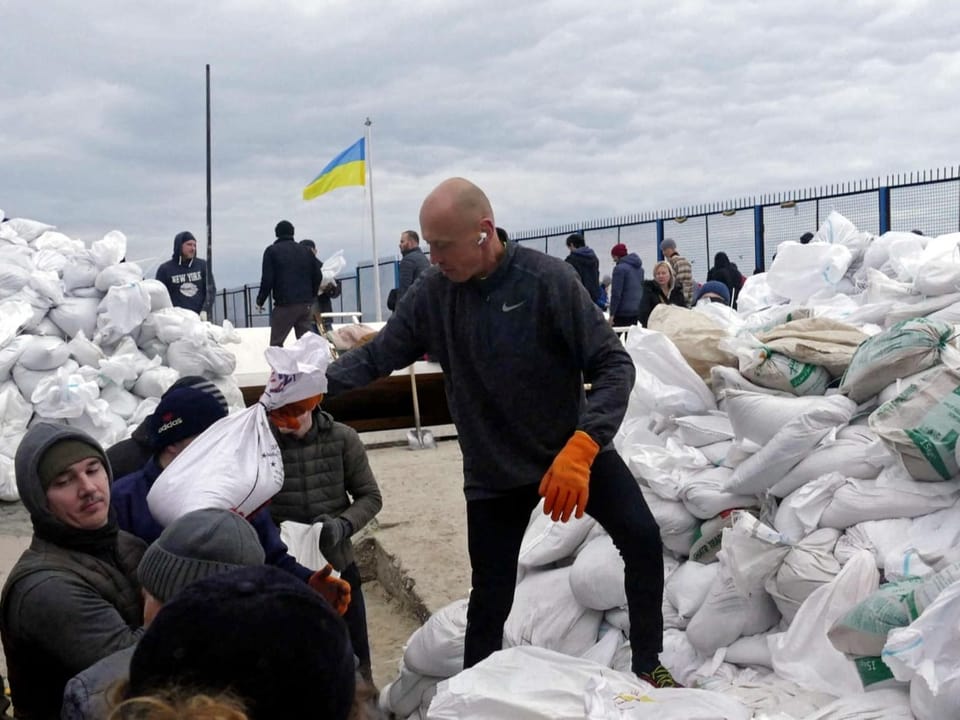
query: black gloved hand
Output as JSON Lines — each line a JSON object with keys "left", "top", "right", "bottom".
{"left": 318, "top": 515, "right": 352, "bottom": 555}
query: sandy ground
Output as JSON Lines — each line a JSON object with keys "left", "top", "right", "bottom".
{"left": 0, "top": 430, "right": 470, "bottom": 697}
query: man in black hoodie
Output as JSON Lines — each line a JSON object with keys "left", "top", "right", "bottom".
{"left": 155, "top": 231, "right": 216, "bottom": 318}
{"left": 256, "top": 220, "right": 324, "bottom": 346}
{"left": 564, "top": 233, "right": 601, "bottom": 307}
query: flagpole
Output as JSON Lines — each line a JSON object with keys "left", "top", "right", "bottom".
{"left": 365, "top": 117, "right": 382, "bottom": 322}
{"left": 205, "top": 64, "right": 213, "bottom": 314}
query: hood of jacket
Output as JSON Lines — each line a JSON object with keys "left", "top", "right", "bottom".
{"left": 15, "top": 423, "right": 115, "bottom": 535}
{"left": 570, "top": 246, "right": 598, "bottom": 261}
{"left": 619, "top": 252, "right": 643, "bottom": 270}
{"left": 172, "top": 231, "right": 195, "bottom": 267}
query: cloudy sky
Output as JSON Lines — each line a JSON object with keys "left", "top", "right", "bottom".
{"left": 2, "top": 0, "right": 957, "bottom": 289}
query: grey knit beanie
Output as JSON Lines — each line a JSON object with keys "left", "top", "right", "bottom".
{"left": 138, "top": 508, "right": 265, "bottom": 603}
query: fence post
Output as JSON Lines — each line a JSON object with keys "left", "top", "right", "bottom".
{"left": 656, "top": 219, "right": 665, "bottom": 261}
{"left": 221, "top": 288, "right": 228, "bottom": 325}
{"left": 243, "top": 284, "right": 251, "bottom": 328}
{"left": 878, "top": 186, "right": 891, "bottom": 234}
{"left": 754, "top": 204, "right": 764, "bottom": 271}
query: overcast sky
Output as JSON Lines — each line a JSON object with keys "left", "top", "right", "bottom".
{"left": 2, "top": 0, "right": 957, "bottom": 289}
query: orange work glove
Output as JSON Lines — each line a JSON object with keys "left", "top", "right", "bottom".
{"left": 308, "top": 563, "right": 352, "bottom": 616}
{"left": 538, "top": 430, "right": 600, "bottom": 523}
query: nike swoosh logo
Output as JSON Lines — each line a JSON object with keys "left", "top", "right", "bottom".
{"left": 502, "top": 301, "right": 525, "bottom": 312}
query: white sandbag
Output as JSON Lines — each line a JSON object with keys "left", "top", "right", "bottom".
{"left": 887, "top": 291, "right": 960, "bottom": 327}
{"left": 141, "top": 278, "right": 173, "bottom": 311}
{"left": 829, "top": 561, "right": 960, "bottom": 657}
{"left": 64, "top": 403, "right": 128, "bottom": 448}
{"left": 90, "top": 231, "right": 127, "bottom": 269}
{"left": 769, "top": 425, "right": 891, "bottom": 498}
{"left": 569, "top": 534, "right": 626, "bottom": 611}
{"left": 882, "top": 579, "right": 960, "bottom": 720}
{"left": 628, "top": 440, "right": 709, "bottom": 498}
{"left": 798, "top": 687, "right": 914, "bottom": 720}
{"left": 769, "top": 550, "right": 879, "bottom": 697}
{"left": 48, "top": 296, "right": 101, "bottom": 339}
{"left": 94, "top": 262, "right": 143, "bottom": 292}
{"left": 841, "top": 317, "right": 954, "bottom": 404}
{"left": 16, "top": 334, "right": 70, "bottom": 372}
{"left": 3, "top": 217, "right": 54, "bottom": 242}
{"left": 133, "top": 365, "right": 180, "bottom": 399}
{"left": 147, "top": 404, "right": 283, "bottom": 526}
{"left": 95, "top": 282, "right": 152, "bottom": 346}
{"left": 754, "top": 316, "right": 868, "bottom": 379}
{"left": 710, "top": 365, "right": 794, "bottom": 405}
{"left": 99, "top": 337, "right": 157, "bottom": 389}
{"left": 622, "top": 327, "right": 716, "bottom": 417}
{"left": 870, "top": 364, "right": 960, "bottom": 481}
{"left": 0, "top": 335, "right": 30, "bottom": 383}
{"left": 815, "top": 210, "right": 872, "bottom": 264}
{"left": 99, "top": 383, "right": 142, "bottom": 420}
{"left": 427, "top": 646, "right": 752, "bottom": 720}
{"left": 378, "top": 662, "right": 439, "bottom": 720}
{"left": 28, "top": 269, "right": 64, "bottom": 307}
{"left": 0, "top": 263, "right": 30, "bottom": 298}
{"left": 614, "top": 416, "right": 665, "bottom": 457}
{"left": 766, "top": 241, "right": 853, "bottom": 302}
{"left": 767, "top": 528, "right": 842, "bottom": 623}
{"left": 503, "top": 567, "right": 603, "bottom": 658}
{"left": 818, "top": 470, "right": 960, "bottom": 529}
{"left": 128, "top": 397, "right": 160, "bottom": 428}
{"left": 663, "top": 561, "right": 718, "bottom": 618}
{"left": 581, "top": 627, "right": 623, "bottom": 670}
{"left": 138, "top": 337, "right": 168, "bottom": 362}
{"left": 518, "top": 499, "right": 597, "bottom": 570}
{"left": 724, "top": 395, "right": 857, "bottom": 496}
{"left": 886, "top": 233, "right": 928, "bottom": 283}
{"left": 11, "top": 286, "right": 54, "bottom": 330}
{"left": 674, "top": 413, "right": 734, "bottom": 447}
{"left": 680, "top": 466, "right": 756, "bottom": 520}
{"left": 699, "top": 439, "right": 735, "bottom": 467}
{"left": 723, "top": 633, "right": 773, "bottom": 669}
{"left": 259, "top": 332, "right": 332, "bottom": 409}
{"left": 727, "top": 334, "right": 831, "bottom": 396}
{"left": 321, "top": 249, "right": 347, "bottom": 282}
{"left": 203, "top": 318, "right": 241, "bottom": 346}
{"left": 724, "top": 390, "right": 848, "bottom": 447}
{"left": 403, "top": 598, "right": 467, "bottom": 679}
{"left": 60, "top": 251, "right": 99, "bottom": 292}
{"left": 876, "top": 366, "right": 941, "bottom": 407}
{"left": 31, "top": 366, "right": 100, "bottom": 418}
{"left": 0, "top": 381, "right": 33, "bottom": 458}
{"left": 689, "top": 509, "right": 746, "bottom": 565}
{"left": 166, "top": 338, "right": 237, "bottom": 377}
{"left": 13, "top": 360, "right": 74, "bottom": 403}
{"left": 912, "top": 232, "right": 960, "bottom": 296}
{"left": 26, "top": 316, "right": 66, "bottom": 339}
{"left": 736, "top": 272, "right": 788, "bottom": 315}
{"left": 33, "top": 247, "right": 68, "bottom": 275}
{"left": 641, "top": 486, "right": 699, "bottom": 556}
{"left": 0, "top": 454, "right": 18, "bottom": 502}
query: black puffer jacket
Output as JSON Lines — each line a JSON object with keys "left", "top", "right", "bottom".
{"left": 269, "top": 409, "right": 382, "bottom": 570}
{"left": 256, "top": 236, "right": 323, "bottom": 307}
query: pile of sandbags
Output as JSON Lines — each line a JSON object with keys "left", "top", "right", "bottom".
{"left": 0, "top": 212, "right": 245, "bottom": 501}
{"left": 379, "top": 212, "right": 960, "bottom": 719}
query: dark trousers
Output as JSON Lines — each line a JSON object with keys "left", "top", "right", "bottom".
{"left": 340, "top": 562, "right": 372, "bottom": 682}
{"left": 612, "top": 314, "right": 639, "bottom": 327}
{"left": 462, "top": 450, "right": 664, "bottom": 673}
{"left": 269, "top": 303, "right": 313, "bottom": 346}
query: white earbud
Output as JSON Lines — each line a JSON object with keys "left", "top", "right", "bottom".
{"left": 477, "top": 232, "right": 488, "bottom": 245}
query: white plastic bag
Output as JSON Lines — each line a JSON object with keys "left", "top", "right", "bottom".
{"left": 278, "top": 520, "right": 328, "bottom": 570}
{"left": 766, "top": 241, "right": 853, "bottom": 303}
{"left": 147, "top": 404, "right": 284, "bottom": 526}
{"left": 321, "top": 249, "right": 347, "bottom": 284}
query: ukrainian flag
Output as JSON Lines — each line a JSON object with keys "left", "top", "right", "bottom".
{"left": 302, "top": 138, "right": 366, "bottom": 200}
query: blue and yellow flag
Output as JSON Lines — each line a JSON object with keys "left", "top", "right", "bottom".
{"left": 302, "top": 138, "right": 366, "bottom": 200}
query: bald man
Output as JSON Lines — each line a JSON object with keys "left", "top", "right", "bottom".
{"left": 325, "top": 178, "right": 676, "bottom": 687}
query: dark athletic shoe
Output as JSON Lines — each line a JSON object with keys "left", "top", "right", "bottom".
{"left": 636, "top": 663, "right": 683, "bottom": 688}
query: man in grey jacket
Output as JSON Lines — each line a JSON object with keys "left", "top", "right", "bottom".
{"left": 0, "top": 424, "right": 145, "bottom": 718}
{"left": 326, "top": 177, "right": 676, "bottom": 688}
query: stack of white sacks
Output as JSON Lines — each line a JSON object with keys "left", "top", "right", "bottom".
{"left": 0, "top": 212, "right": 245, "bottom": 501}
{"left": 380, "top": 212, "right": 960, "bottom": 719}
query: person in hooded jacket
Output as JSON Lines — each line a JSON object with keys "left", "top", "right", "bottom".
{"left": 564, "top": 233, "right": 601, "bottom": 306}
{"left": 637, "top": 261, "right": 686, "bottom": 326}
{"left": 706, "top": 251, "right": 744, "bottom": 308}
{"left": 154, "top": 231, "right": 216, "bottom": 318}
{"left": 0, "top": 423, "right": 145, "bottom": 719}
{"left": 608, "top": 243, "right": 645, "bottom": 326}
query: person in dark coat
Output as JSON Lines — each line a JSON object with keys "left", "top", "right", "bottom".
{"left": 609, "top": 243, "right": 645, "bottom": 326}
{"left": 706, "top": 252, "right": 744, "bottom": 308}
{"left": 154, "top": 231, "right": 216, "bottom": 318}
{"left": 1, "top": 424, "right": 145, "bottom": 718}
{"left": 266, "top": 394, "right": 382, "bottom": 682}
{"left": 564, "top": 233, "right": 601, "bottom": 306}
{"left": 300, "top": 239, "right": 342, "bottom": 333}
{"left": 394, "top": 230, "right": 430, "bottom": 309}
{"left": 256, "top": 221, "right": 324, "bottom": 346}
{"left": 638, "top": 261, "right": 686, "bottom": 326}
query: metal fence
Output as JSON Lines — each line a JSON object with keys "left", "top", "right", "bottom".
{"left": 214, "top": 166, "right": 960, "bottom": 327}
